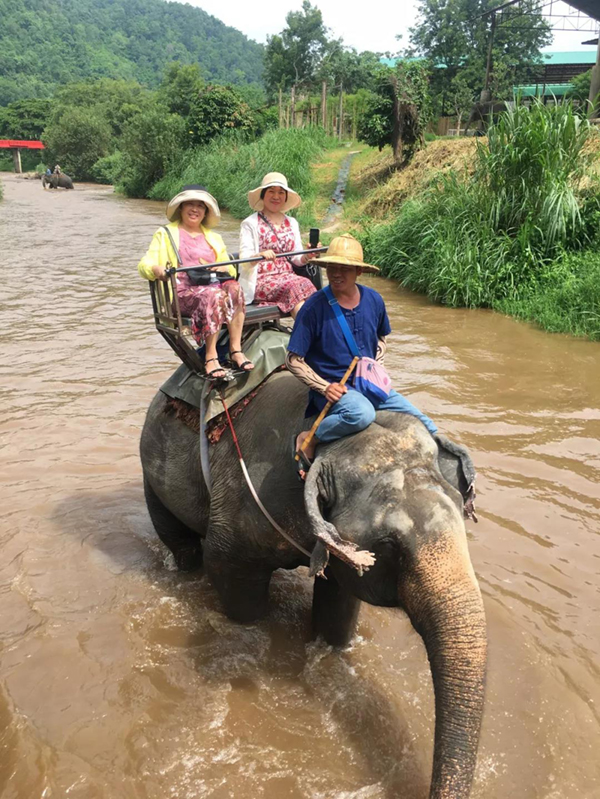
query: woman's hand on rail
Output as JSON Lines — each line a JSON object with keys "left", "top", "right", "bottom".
{"left": 211, "top": 265, "right": 231, "bottom": 273}
{"left": 302, "top": 240, "right": 322, "bottom": 264}
{"left": 259, "top": 249, "right": 277, "bottom": 261}
{"left": 151, "top": 265, "right": 169, "bottom": 281}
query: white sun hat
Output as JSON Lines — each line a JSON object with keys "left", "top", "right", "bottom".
{"left": 166, "top": 184, "right": 221, "bottom": 228}
{"left": 247, "top": 172, "right": 301, "bottom": 212}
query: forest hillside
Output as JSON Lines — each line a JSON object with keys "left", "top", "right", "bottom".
{"left": 0, "top": 0, "right": 264, "bottom": 105}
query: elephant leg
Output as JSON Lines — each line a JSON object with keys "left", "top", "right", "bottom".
{"left": 312, "top": 568, "right": 361, "bottom": 648}
{"left": 204, "top": 539, "right": 273, "bottom": 623}
{"left": 143, "top": 475, "right": 203, "bottom": 572}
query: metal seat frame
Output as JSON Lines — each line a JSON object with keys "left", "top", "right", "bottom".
{"left": 149, "top": 274, "right": 289, "bottom": 374}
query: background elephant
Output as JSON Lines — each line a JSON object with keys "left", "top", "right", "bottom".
{"left": 42, "top": 173, "right": 74, "bottom": 189}
{"left": 140, "top": 372, "right": 487, "bottom": 799}
{"left": 464, "top": 100, "right": 509, "bottom": 133}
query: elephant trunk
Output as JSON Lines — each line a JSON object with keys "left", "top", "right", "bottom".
{"left": 401, "top": 538, "right": 487, "bottom": 799}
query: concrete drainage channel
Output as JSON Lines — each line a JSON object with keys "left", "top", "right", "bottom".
{"left": 321, "top": 149, "right": 360, "bottom": 231}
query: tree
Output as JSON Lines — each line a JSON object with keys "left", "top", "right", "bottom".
{"left": 263, "top": 1, "right": 328, "bottom": 96}
{"left": 119, "top": 105, "right": 187, "bottom": 197}
{"left": 358, "top": 61, "right": 432, "bottom": 164}
{"left": 450, "top": 75, "right": 475, "bottom": 133}
{"left": 42, "top": 108, "right": 112, "bottom": 180}
{"left": 188, "top": 85, "right": 254, "bottom": 146}
{"left": 159, "top": 62, "right": 204, "bottom": 118}
{"left": 0, "top": 98, "right": 51, "bottom": 139}
{"left": 409, "top": 0, "right": 551, "bottom": 111}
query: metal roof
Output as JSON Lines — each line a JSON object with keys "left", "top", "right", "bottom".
{"left": 564, "top": 1, "right": 600, "bottom": 23}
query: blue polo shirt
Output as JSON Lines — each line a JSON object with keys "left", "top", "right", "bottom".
{"left": 288, "top": 285, "right": 392, "bottom": 414}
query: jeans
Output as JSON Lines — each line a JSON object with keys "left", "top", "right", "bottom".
{"left": 316, "top": 388, "right": 437, "bottom": 442}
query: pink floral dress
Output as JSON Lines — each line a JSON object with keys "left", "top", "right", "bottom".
{"left": 254, "top": 215, "right": 315, "bottom": 313}
{"left": 175, "top": 230, "right": 245, "bottom": 345}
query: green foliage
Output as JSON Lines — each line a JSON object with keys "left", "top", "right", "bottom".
{"left": 43, "top": 107, "right": 112, "bottom": 179}
{"left": 409, "top": 0, "right": 551, "bottom": 112}
{"left": 0, "top": 0, "right": 263, "bottom": 106}
{"left": 159, "top": 63, "right": 204, "bottom": 118}
{"left": 361, "top": 100, "right": 598, "bottom": 312}
{"left": 358, "top": 61, "right": 432, "bottom": 162}
{"left": 91, "top": 151, "right": 126, "bottom": 185}
{"left": 150, "top": 127, "right": 335, "bottom": 225}
{"left": 264, "top": 1, "right": 328, "bottom": 94}
{"left": 566, "top": 69, "right": 593, "bottom": 108}
{"left": 189, "top": 85, "right": 254, "bottom": 147}
{"left": 496, "top": 251, "right": 600, "bottom": 340}
{"left": 0, "top": 98, "right": 51, "bottom": 138}
{"left": 118, "top": 105, "right": 187, "bottom": 197}
{"left": 51, "top": 79, "right": 153, "bottom": 138}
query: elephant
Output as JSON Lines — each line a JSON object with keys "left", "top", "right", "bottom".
{"left": 42, "top": 173, "right": 74, "bottom": 189}
{"left": 464, "top": 100, "right": 509, "bottom": 134}
{"left": 140, "top": 372, "right": 487, "bottom": 799}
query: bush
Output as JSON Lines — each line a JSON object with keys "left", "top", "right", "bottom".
{"left": 496, "top": 250, "right": 600, "bottom": 339}
{"left": 118, "top": 106, "right": 187, "bottom": 197}
{"left": 150, "top": 127, "right": 335, "bottom": 225}
{"left": 91, "top": 151, "right": 126, "bottom": 185}
{"left": 361, "top": 100, "right": 599, "bottom": 310}
{"left": 43, "top": 107, "right": 112, "bottom": 180}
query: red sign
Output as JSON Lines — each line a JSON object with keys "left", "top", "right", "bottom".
{"left": 0, "top": 140, "right": 45, "bottom": 149}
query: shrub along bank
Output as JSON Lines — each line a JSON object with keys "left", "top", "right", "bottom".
{"left": 150, "top": 127, "right": 337, "bottom": 227}
{"left": 357, "top": 101, "right": 600, "bottom": 340}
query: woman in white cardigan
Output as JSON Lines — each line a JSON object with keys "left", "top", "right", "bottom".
{"left": 238, "top": 172, "right": 316, "bottom": 317}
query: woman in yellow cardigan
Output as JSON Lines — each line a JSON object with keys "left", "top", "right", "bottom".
{"left": 138, "top": 185, "right": 253, "bottom": 378}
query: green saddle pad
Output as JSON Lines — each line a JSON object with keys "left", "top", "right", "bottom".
{"left": 159, "top": 328, "right": 290, "bottom": 423}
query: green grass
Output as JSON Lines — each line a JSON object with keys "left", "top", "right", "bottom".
{"left": 359, "top": 100, "right": 600, "bottom": 332}
{"left": 496, "top": 250, "right": 600, "bottom": 340}
{"left": 150, "top": 127, "right": 338, "bottom": 226}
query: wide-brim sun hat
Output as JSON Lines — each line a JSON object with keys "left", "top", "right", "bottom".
{"left": 247, "top": 172, "right": 301, "bottom": 213}
{"left": 166, "top": 184, "right": 221, "bottom": 228}
{"left": 310, "top": 234, "right": 379, "bottom": 274}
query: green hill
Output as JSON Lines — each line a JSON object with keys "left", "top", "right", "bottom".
{"left": 0, "top": 0, "right": 264, "bottom": 105}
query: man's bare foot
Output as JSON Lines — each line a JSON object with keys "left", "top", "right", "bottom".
{"left": 296, "top": 431, "right": 317, "bottom": 481}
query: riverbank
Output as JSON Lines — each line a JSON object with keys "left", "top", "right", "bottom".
{"left": 325, "top": 108, "right": 600, "bottom": 341}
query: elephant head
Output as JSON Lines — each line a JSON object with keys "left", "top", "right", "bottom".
{"left": 304, "top": 416, "right": 487, "bottom": 799}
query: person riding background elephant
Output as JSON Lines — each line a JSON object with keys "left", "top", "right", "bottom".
{"left": 42, "top": 172, "right": 74, "bottom": 190}
{"left": 139, "top": 367, "right": 488, "bottom": 799}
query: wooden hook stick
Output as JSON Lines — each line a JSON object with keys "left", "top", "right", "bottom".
{"left": 295, "top": 356, "right": 360, "bottom": 462}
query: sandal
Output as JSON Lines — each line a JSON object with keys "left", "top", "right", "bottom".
{"left": 292, "top": 433, "right": 313, "bottom": 482}
{"left": 205, "top": 357, "right": 226, "bottom": 380}
{"left": 229, "top": 350, "right": 254, "bottom": 372}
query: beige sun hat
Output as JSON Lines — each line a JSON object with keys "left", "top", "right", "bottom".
{"left": 310, "top": 234, "right": 379, "bottom": 274}
{"left": 166, "top": 184, "right": 221, "bottom": 228}
{"left": 247, "top": 172, "right": 301, "bottom": 212}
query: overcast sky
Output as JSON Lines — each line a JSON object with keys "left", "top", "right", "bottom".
{"left": 182, "top": 0, "right": 598, "bottom": 54}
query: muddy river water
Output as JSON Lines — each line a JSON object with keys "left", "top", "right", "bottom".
{"left": 1, "top": 173, "right": 599, "bottom": 799}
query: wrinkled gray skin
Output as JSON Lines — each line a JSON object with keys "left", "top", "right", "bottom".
{"left": 42, "top": 173, "right": 74, "bottom": 189}
{"left": 140, "top": 372, "right": 487, "bottom": 799}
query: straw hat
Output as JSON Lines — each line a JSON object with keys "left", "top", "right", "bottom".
{"left": 247, "top": 172, "right": 301, "bottom": 212}
{"left": 166, "top": 184, "right": 221, "bottom": 228}
{"left": 311, "top": 234, "right": 379, "bottom": 274}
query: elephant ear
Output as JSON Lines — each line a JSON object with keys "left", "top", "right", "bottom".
{"left": 304, "top": 457, "right": 376, "bottom": 578}
{"left": 434, "top": 434, "right": 478, "bottom": 522}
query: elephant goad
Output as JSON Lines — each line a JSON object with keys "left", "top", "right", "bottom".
{"left": 42, "top": 173, "right": 74, "bottom": 189}
{"left": 140, "top": 373, "right": 488, "bottom": 799}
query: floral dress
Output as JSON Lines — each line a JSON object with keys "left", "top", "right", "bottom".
{"left": 254, "top": 215, "right": 315, "bottom": 313}
{"left": 175, "top": 230, "right": 245, "bottom": 345}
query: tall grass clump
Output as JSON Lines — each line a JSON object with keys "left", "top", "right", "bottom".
{"left": 362, "top": 100, "right": 599, "bottom": 309}
{"left": 150, "top": 127, "right": 336, "bottom": 225}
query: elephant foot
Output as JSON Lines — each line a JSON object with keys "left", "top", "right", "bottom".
{"left": 174, "top": 546, "right": 203, "bottom": 572}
